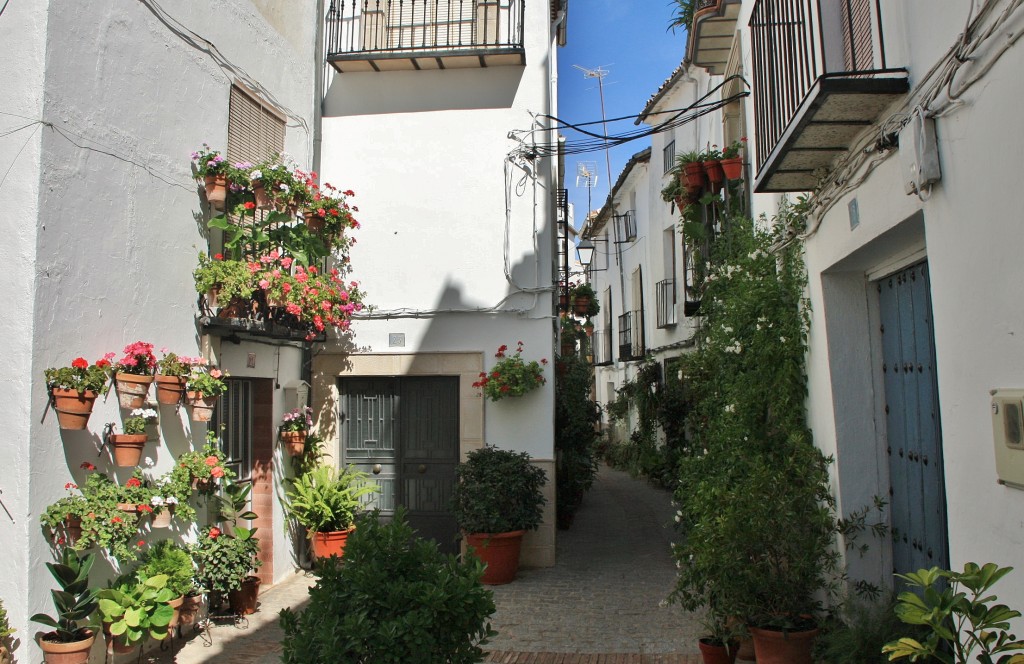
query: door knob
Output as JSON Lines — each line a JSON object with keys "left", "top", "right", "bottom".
{"left": 372, "top": 464, "right": 382, "bottom": 475}
{"left": 418, "top": 464, "right": 427, "bottom": 474}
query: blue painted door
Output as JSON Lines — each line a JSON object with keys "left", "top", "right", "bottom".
{"left": 878, "top": 261, "right": 949, "bottom": 576}
{"left": 339, "top": 376, "right": 460, "bottom": 553}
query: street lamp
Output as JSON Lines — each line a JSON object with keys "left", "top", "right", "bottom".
{"left": 576, "top": 238, "right": 595, "bottom": 268}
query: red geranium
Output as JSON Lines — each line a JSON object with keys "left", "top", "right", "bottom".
{"left": 71, "top": 357, "right": 89, "bottom": 369}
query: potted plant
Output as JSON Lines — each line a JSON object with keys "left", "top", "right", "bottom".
{"left": 190, "top": 525, "right": 263, "bottom": 616}
{"left": 94, "top": 572, "right": 175, "bottom": 653}
{"left": 193, "top": 253, "right": 256, "bottom": 317}
{"left": 108, "top": 409, "right": 156, "bottom": 468}
{"left": 279, "top": 509, "right": 496, "bottom": 663}
{"left": 451, "top": 445, "right": 547, "bottom": 585}
{"left": 31, "top": 548, "right": 99, "bottom": 664}
{"left": 702, "top": 146, "right": 725, "bottom": 185}
{"left": 154, "top": 351, "right": 195, "bottom": 405}
{"left": 472, "top": 342, "right": 548, "bottom": 402}
{"left": 41, "top": 483, "right": 91, "bottom": 547}
{"left": 136, "top": 540, "right": 195, "bottom": 629}
{"left": 279, "top": 406, "right": 312, "bottom": 457}
{"left": 661, "top": 173, "right": 686, "bottom": 211}
{"left": 0, "top": 597, "right": 13, "bottom": 664}
{"left": 720, "top": 138, "right": 746, "bottom": 180}
{"left": 698, "top": 609, "right": 741, "bottom": 664}
{"left": 569, "top": 282, "right": 599, "bottom": 317}
{"left": 45, "top": 356, "right": 112, "bottom": 430}
{"left": 76, "top": 472, "right": 145, "bottom": 562}
{"left": 175, "top": 439, "right": 232, "bottom": 494}
{"left": 883, "top": 562, "right": 1024, "bottom": 663}
{"left": 677, "top": 150, "right": 706, "bottom": 191}
{"left": 192, "top": 144, "right": 230, "bottom": 210}
{"left": 284, "top": 464, "right": 377, "bottom": 559}
{"left": 112, "top": 341, "right": 157, "bottom": 409}
{"left": 185, "top": 365, "right": 228, "bottom": 422}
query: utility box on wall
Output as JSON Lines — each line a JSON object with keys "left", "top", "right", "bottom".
{"left": 991, "top": 389, "right": 1024, "bottom": 489}
{"left": 284, "top": 379, "right": 311, "bottom": 412}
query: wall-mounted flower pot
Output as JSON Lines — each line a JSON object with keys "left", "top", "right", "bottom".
{"left": 312, "top": 526, "right": 355, "bottom": 559}
{"left": 572, "top": 295, "right": 592, "bottom": 316}
{"left": 51, "top": 389, "right": 98, "bottom": 430}
{"left": 721, "top": 157, "right": 743, "bottom": 180}
{"left": 252, "top": 181, "right": 272, "bottom": 209}
{"left": 154, "top": 375, "right": 187, "bottom": 405}
{"left": 63, "top": 516, "right": 83, "bottom": 545}
{"left": 683, "top": 162, "right": 706, "bottom": 189}
{"left": 228, "top": 576, "right": 261, "bottom": 615}
{"left": 151, "top": 506, "right": 174, "bottom": 529}
{"left": 280, "top": 430, "right": 307, "bottom": 457}
{"left": 186, "top": 392, "right": 219, "bottom": 422}
{"left": 109, "top": 433, "right": 147, "bottom": 467}
{"left": 203, "top": 174, "right": 228, "bottom": 210}
{"left": 703, "top": 159, "right": 725, "bottom": 185}
{"left": 304, "top": 214, "right": 325, "bottom": 234}
{"left": 114, "top": 373, "right": 154, "bottom": 409}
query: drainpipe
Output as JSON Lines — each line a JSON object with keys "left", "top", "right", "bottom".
{"left": 313, "top": 0, "right": 326, "bottom": 176}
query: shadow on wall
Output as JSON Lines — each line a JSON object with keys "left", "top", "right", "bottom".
{"left": 323, "top": 66, "right": 527, "bottom": 117}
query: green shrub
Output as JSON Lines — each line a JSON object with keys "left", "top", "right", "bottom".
{"left": 279, "top": 509, "right": 496, "bottom": 663}
{"left": 815, "top": 593, "right": 928, "bottom": 664}
{"left": 554, "top": 352, "right": 599, "bottom": 525}
{"left": 451, "top": 446, "right": 546, "bottom": 534}
{"left": 137, "top": 540, "right": 195, "bottom": 598}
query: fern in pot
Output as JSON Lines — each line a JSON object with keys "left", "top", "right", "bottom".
{"left": 284, "top": 464, "right": 377, "bottom": 560}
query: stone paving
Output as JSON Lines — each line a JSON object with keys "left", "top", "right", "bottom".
{"left": 146, "top": 464, "right": 700, "bottom": 662}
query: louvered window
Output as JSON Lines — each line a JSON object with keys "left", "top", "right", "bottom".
{"left": 227, "top": 85, "right": 285, "bottom": 166}
{"left": 213, "top": 379, "right": 253, "bottom": 482}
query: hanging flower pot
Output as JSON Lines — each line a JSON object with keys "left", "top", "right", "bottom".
{"left": 252, "top": 181, "right": 272, "bottom": 210}
{"left": 50, "top": 389, "right": 98, "bottom": 430}
{"left": 683, "top": 162, "right": 706, "bottom": 189}
{"left": 721, "top": 157, "right": 743, "bottom": 180}
{"left": 151, "top": 505, "right": 174, "bottom": 529}
{"left": 63, "top": 516, "right": 83, "bottom": 545}
{"left": 703, "top": 159, "right": 725, "bottom": 185}
{"left": 280, "top": 430, "right": 307, "bottom": 457}
{"left": 109, "top": 433, "right": 147, "bottom": 468}
{"left": 115, "top": 503, "right": 139, "bottom": 515}
{"left": 113, "top": 373, "right": 154, "bottom": 409}
{"left": 154, "top": 375, "right": 187, "bottom": 405}
{"left": 203, "top": 174, "right": 228, "bottom": 210}
{"left": 186, "top": 392, "right": 219, "bottom": 422}
{"left": 572, "top": 295, "right": 592, "bottom": 316}
{"left": 560, "top": 341, "right": 575, "bottom": 356}
{"left": 558, "top": 292, "right": 569, "bottom": 310}
{"left": 304, "top": 213, "right": 325, "bottom": 234}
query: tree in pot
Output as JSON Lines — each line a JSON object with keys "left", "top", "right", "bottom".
{"left": 31, "top": 548, "right": 99, "bottom": 664}
{"left": 284, "top": 463, "right": 377, "bottom": 560}
{"left": 279, "top": 508, "right": 496, "bottom": 664}
{"left": 451, "top": 445, "right": 547, "bottom": 585}
{"left": 93, "top": 573, "right": 175, "bottom": 653}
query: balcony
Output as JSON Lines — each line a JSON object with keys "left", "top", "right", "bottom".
{"left": 326, "top": 0, "right": 525, "bottom": 73}
{"left": 750, "top": 0, "right": 908, "bottom": 192}
{"left": 592, "top": 329, "right": 613, "bottom": 367}
{"left": 618, "top": 311, "right": 645, "bottom": 362}
{"left": 689, "top": 0, "right": 742, "bottom": 75}
{"left": 656, "top": 279, "right": 677, "bottom": 328}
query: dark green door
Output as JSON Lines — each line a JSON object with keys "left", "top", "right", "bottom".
{"left": 339, "top": 376, "right": 460, "bottom": 553}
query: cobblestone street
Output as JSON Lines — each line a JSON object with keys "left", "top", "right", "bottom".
{"left": 147, "top": 464, "right": 700, "bottom": 662}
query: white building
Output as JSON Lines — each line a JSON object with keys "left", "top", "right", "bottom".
{"left": 687, "top": 0, "right": 1024, "bottom": 602}
{"left": 1, "top": 0, "right": 566, "bottom": 660}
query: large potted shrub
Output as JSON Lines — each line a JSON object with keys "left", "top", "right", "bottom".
{"left": 31, "top": 548, "right": 99, "bottom": 664}
{"left": 190, "top": 526, "right": 262, "bottom": 615}
{"left": 284, "top": 463, "right": 376, "bottom": 559}
{"left": 279, "top": 508, "right": 496, "bottom": 663}
{"left": 94, "top": 573, "right": 175, "bottom": 653}
{"left": 451, "top": 445, "right": 547, "bottom": 585}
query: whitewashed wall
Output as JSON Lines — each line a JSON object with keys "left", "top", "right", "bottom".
{"left": 318, "top": 1, "right": 559, "bottom": 462}
{"left": 0, "top": 1, "right": 317, "bottom": 660}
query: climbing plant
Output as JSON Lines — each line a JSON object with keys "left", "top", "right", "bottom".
{"left": 554, "top": 353, "right": 600, "bottom": 528}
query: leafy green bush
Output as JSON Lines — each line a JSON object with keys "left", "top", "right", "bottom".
{"left": 451, "top": 446, "right": 546, "bottom": 534}
{"left": 815, "top": 593, "right": 925, "bottom": 664}
{"left": 279, "top": 509, "right": 496, "bottom": 663}
{"left": 31, "top": 548, "right": 98, "bottom": 643}
{"left": 554, "top": 352, "right": 599, "bottom": 526}
{"left": 285, "top": 463, "right": 377, "bottom": 534}
{"left": 137, "top": 540, "right": 195, "bottom": 598}
{"left": 94, "top": 573, "right": 175, "bottom": 648}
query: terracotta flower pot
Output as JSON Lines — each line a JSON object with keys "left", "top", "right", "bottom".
{"left": 252, "top": 181, "right": 272, "bottom": 209}
{"left": 217, "top": 296, "right": 250, "bottom": 320}
{"left": 698, "top": 638, "right": 738, "bottom": 664}
{"left": 203, "top": 174, "right": 228, "bottom": 210}
{"left": 703, "top": 159, "right": 725, "bottom": 184}
{"left": 102, "top": 624, "right": 134, "bottom": 654}
{"left": 312, "top": 526, "right": 355, "bottom": 559}
{"left": 228, "top": 576, "right": 261, "bottom": 615}
{"left": 558, "top": 292, "right": 569, "bottom": 309}
{"left": 721, "top": 156, "right": 743, "bottom": 180}
{"left": 178, "top": 594, "right": 204, "bottom": 625}
{"left": 167, "top": 595, "right": 185, "bottom": 628}
{"left": 151, "top": 506, "right": 174, "bottom": 529}
{"left": 186, "top": 392, "right": 219, "bottom": 422}
{"left": 109, "top": 433, "right": 147, "bottom": 467}
{"left": 465, "top": 530, "right": 526, "bottom": 585}
{"left": 748, "top": 625, "right": 819, "bottom": 664}
{"left": 63, "top": 516, "right": 83, "bottom": 545}
{"left": 114, "top": 373, "right": 155, "bottom": 409}
{"left": 280, "top": 430, "right": 307, "bottom": 457}
{"left": 572, "top": 295, "right": 592, "bottom": 316}
{"left": 154, "top": 375, "right": 187, "bottom": 405}
{"left": 50, "top": 389, "right": 98, "bottom": 430}
{"left": 116, "top": 503, "right": 139, "bottom": 515}
{"left": 38, "top": 629, "right": 95, "bottom": 664}
{"left": 304, "top": 214, "right": 325, "bottom": 234}
{"left": 560, "top": 341, "right": 575, "bottom": 356}
{"left": 683, "top": 162, "right": 706, "bottom": 189}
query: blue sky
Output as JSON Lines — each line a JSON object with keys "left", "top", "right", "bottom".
{"left": 557, "top": 3, "right": 687, "bottom": 227}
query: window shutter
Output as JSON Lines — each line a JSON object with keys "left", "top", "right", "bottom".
{"left": 227, "top": 86, "right": 286, "bottom": 165}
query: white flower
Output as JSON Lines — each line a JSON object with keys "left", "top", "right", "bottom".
{"left": 279, "top": 183, "right": 290, "bottom": 193}
{"left": 166, "top": 496, "right": 179, "bottom": 505}
{"left": 724, "top": 404, "right": 735, "bottom": 413}
{"left": 249, "top": 169, "right": 263, "bottom": 181}
{"left": 780, "top": 336, "right": 787, "bottom": 343}
{"left": 131, "top": 407, "right": 157, "bottom": 421}
{"left": 150, "top": 496, "right": 166, "bottom": 507}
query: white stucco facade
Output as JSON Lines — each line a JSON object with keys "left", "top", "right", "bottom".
{"left": 0, "top": 1, "right": 318, "bottom": 660}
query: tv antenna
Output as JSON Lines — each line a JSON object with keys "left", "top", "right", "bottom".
{"left": 572, "top": 64, "right": 614, "bottom": 204}
{"left": 576, "top": 162, "right": 598, "bottom": 189}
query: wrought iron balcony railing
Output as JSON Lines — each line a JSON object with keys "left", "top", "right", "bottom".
{"left": 326, "top": 0, "right": 525, "bottom": 73}
{"left": 656, "top": 278, "right": 677, "bottom": 328}
{"left": 618, "top": 311, "right": 645, "bottom": 362}
{"left": 749, "top": 0, "right": 908, "bottom": 191}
